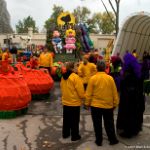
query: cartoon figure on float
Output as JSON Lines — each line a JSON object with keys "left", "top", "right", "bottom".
{"left": 64, "top": 29, "right": 76, "bottom": 53}
{"left": 52, "top": 30, "right": 62, "bottom": 54}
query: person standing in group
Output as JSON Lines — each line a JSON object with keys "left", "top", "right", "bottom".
{"left": 2, "top": 48, "right": 12, "bottom": 62}
{"left": 60, "top": 62, "right": 85, "bottom": 141}
{"left": 10, "top": 44, "right": 17, "bottom": 64}
{"left": 85, "top": 60, "right": 119, "bottom": 146}
{"left": 116, "top": 53, "right": 145, "bottom": 138}
{"left": 39, "top": 46, "right": 53, "bottom": 73}
{"left": 78, "top": 56, "right": 97, "bottom": 90}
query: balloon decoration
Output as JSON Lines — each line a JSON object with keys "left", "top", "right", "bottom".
{"left": 57, "top": 12, "right": 75, "bottom": 26}
{"left": 64, "top": 29, "right": 76, "bottom": 53}
{"left": 52, "top": 30, "right": 62, "bottom": 53}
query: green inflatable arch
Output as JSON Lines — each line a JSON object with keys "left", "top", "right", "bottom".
{"left": 112, "top": 11, "right": 150, "bottom": 60}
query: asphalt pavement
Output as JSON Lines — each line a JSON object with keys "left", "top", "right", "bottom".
{"left": 0, "top": 82, "right": 150, "bottom": 150}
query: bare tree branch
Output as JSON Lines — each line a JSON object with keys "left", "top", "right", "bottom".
{"left": 108, "top": 0, "right": 117, "bottom": 15}
{"left": 100, "top": 0, "right": 115, "bottom": 26}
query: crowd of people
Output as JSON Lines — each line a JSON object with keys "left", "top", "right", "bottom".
{"left": 0, "top": 45, "right": 149, "bottom": 146}
{"left": 60, "top": 50, "right": 149, "bottom": 146}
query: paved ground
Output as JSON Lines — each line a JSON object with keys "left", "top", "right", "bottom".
{"left": 0, "top": 82, "right": 150, "bottom": 150}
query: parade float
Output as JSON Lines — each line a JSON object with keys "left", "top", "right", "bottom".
{"left": 15, "top": 63, "right": 54, "bottom": 100}
{"left": 0, "top": 61, "right": 31, "bottom": 118}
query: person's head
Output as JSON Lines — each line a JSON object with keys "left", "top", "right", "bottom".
{"left": 4, "top": 48, "right": 9, "bottom": 53}
{"left": 96, "top": 60, "right": 106, "bottom": 72}
{"left": 43, "top": 45, "right": 49, "bottom": 53}
{"left": 66, "top": 62, "right": 75, "bottom": 72}
{"left": 62, "top": 62, "right": 75, "bottom": 80}
{"left": 132, "top": 49, "right": 136, "bottom": 53}
{"left": 88, "top": 54, "right": 95, "bottom": 63}
{"left": 83, "top": 55, "right": 88, "bottom": 65}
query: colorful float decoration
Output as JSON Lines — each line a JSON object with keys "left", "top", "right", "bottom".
{"left": 105, "top": 39, "right": 114, "bottom": 62}
{"left": 52, "top": 30, "right": 62, "bottom": 53}
{"left": 64, "top": 29, "right": 76, "bottom": 53}
{"left": 51, "top": 62, "right": 66, "bottom": 81}
{"left": 57, "top": 12, "right": 75, "bottom": 26}
{"left": 15, "top": 63, "right": 54, "bottom": 99}
{"left": 79, "top": 24, "right": 94, "bottom": 52}
{"left": 0, "top": 61, "right": 31, "bottom": 118}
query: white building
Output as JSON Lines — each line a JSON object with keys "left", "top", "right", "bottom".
{"left": 0, "top": 28, "right": 115, "bottom": 50}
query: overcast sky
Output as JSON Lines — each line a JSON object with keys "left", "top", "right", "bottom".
{"left": 5, "top": 0, "right": 150, "bottom": 31}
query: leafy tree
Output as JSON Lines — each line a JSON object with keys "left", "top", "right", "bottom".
{"left": 44, "top": 5, "right": 64, "bottom": 30}
{"left": 44, "top": 5, "right": 64, "bottom": 51}
{"left": 16, "top": 16, "right": 38, "bottom": 33}
{"left": 91, "top": 12, "right": 102, "bottom": 33}
{"left": 73, "top": 6, "right": 91, "bottom": 24}
{"left": 92, "top": 12, "right": 115, "bottom": 34}
{"left": 100, "top": 12, "right": 115, "bottom": 34}
{"left": 86, "top": 18, "right": 98, "bottom": 33}
{"left": 100, "top": 0, "right": 121, "bottom": 36}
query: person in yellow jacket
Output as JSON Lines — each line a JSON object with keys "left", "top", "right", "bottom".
{"left": 85, "top": 60, "right": 119, "bottom": 146}
{"left": 78, "top": 56, "right": 97, "bottom": 90}
{"left": 39, "top": 46, "right": 53, "bottom": 73}
{"left": 2, "top": 48, "right": 12, "bottom": 62}
{"left": 60, "top": 62, "right": 85, "bottom": 141}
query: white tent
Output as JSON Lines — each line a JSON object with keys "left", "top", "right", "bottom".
{"left": 112, "top": 11, "right": 150, "bottom": 60}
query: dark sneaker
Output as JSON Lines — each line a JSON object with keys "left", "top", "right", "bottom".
{"left": 95, "top": 140, "right": 102, "bottom": 146}
{"left": 109, "top": 139, "right": 119, "bottom": 145}
{"left": 71, "top": 135, "right": 81, "bottom": 141}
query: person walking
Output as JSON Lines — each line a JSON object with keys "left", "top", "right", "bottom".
{"left": 60, "top": 62, "right": 85, "bottom": 141}
{"left": 85, "top": 60, "right": 119, "bottom": 146}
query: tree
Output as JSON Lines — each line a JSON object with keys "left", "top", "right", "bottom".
{"left": 102, "top": 12, "right": 115, "bottom": 34}
{"left": 91, "top": 12, "right": 102, "bottom": 33}
{"left": 73, "top": 6, "right": 91, "bottom": 24}
{"left": 100, "top": 0, "right": 121, "bottom": 36}
{"left": 44, "top": 5, "right": 64, "bottom": 51}
{"left": 16, "top": 16, "right": 38, "bottom": 33}
{"left": 44, "top": 5, "right": 64, "bottom": 31}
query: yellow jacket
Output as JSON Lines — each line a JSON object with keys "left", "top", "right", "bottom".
{"left": 78, "top": 62, "right": 97, "bottom": 84}
{"left": 39, "top": 52, "right": 53, "bottom": 67}
{"left": 85, "top": 72, "right": 119, "bottom": 109}
{"left": 2, "top": 52, "right": 12, "bottom": 61}
{"left": 60, "top": 72, "right": 85, "bottom": 106}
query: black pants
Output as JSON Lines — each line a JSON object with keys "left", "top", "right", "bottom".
{"left": 91, "top": 107, "right": 118, "bottom": 143}
{"left": 63, "top": 105, "right": 80, "bottom": 139}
